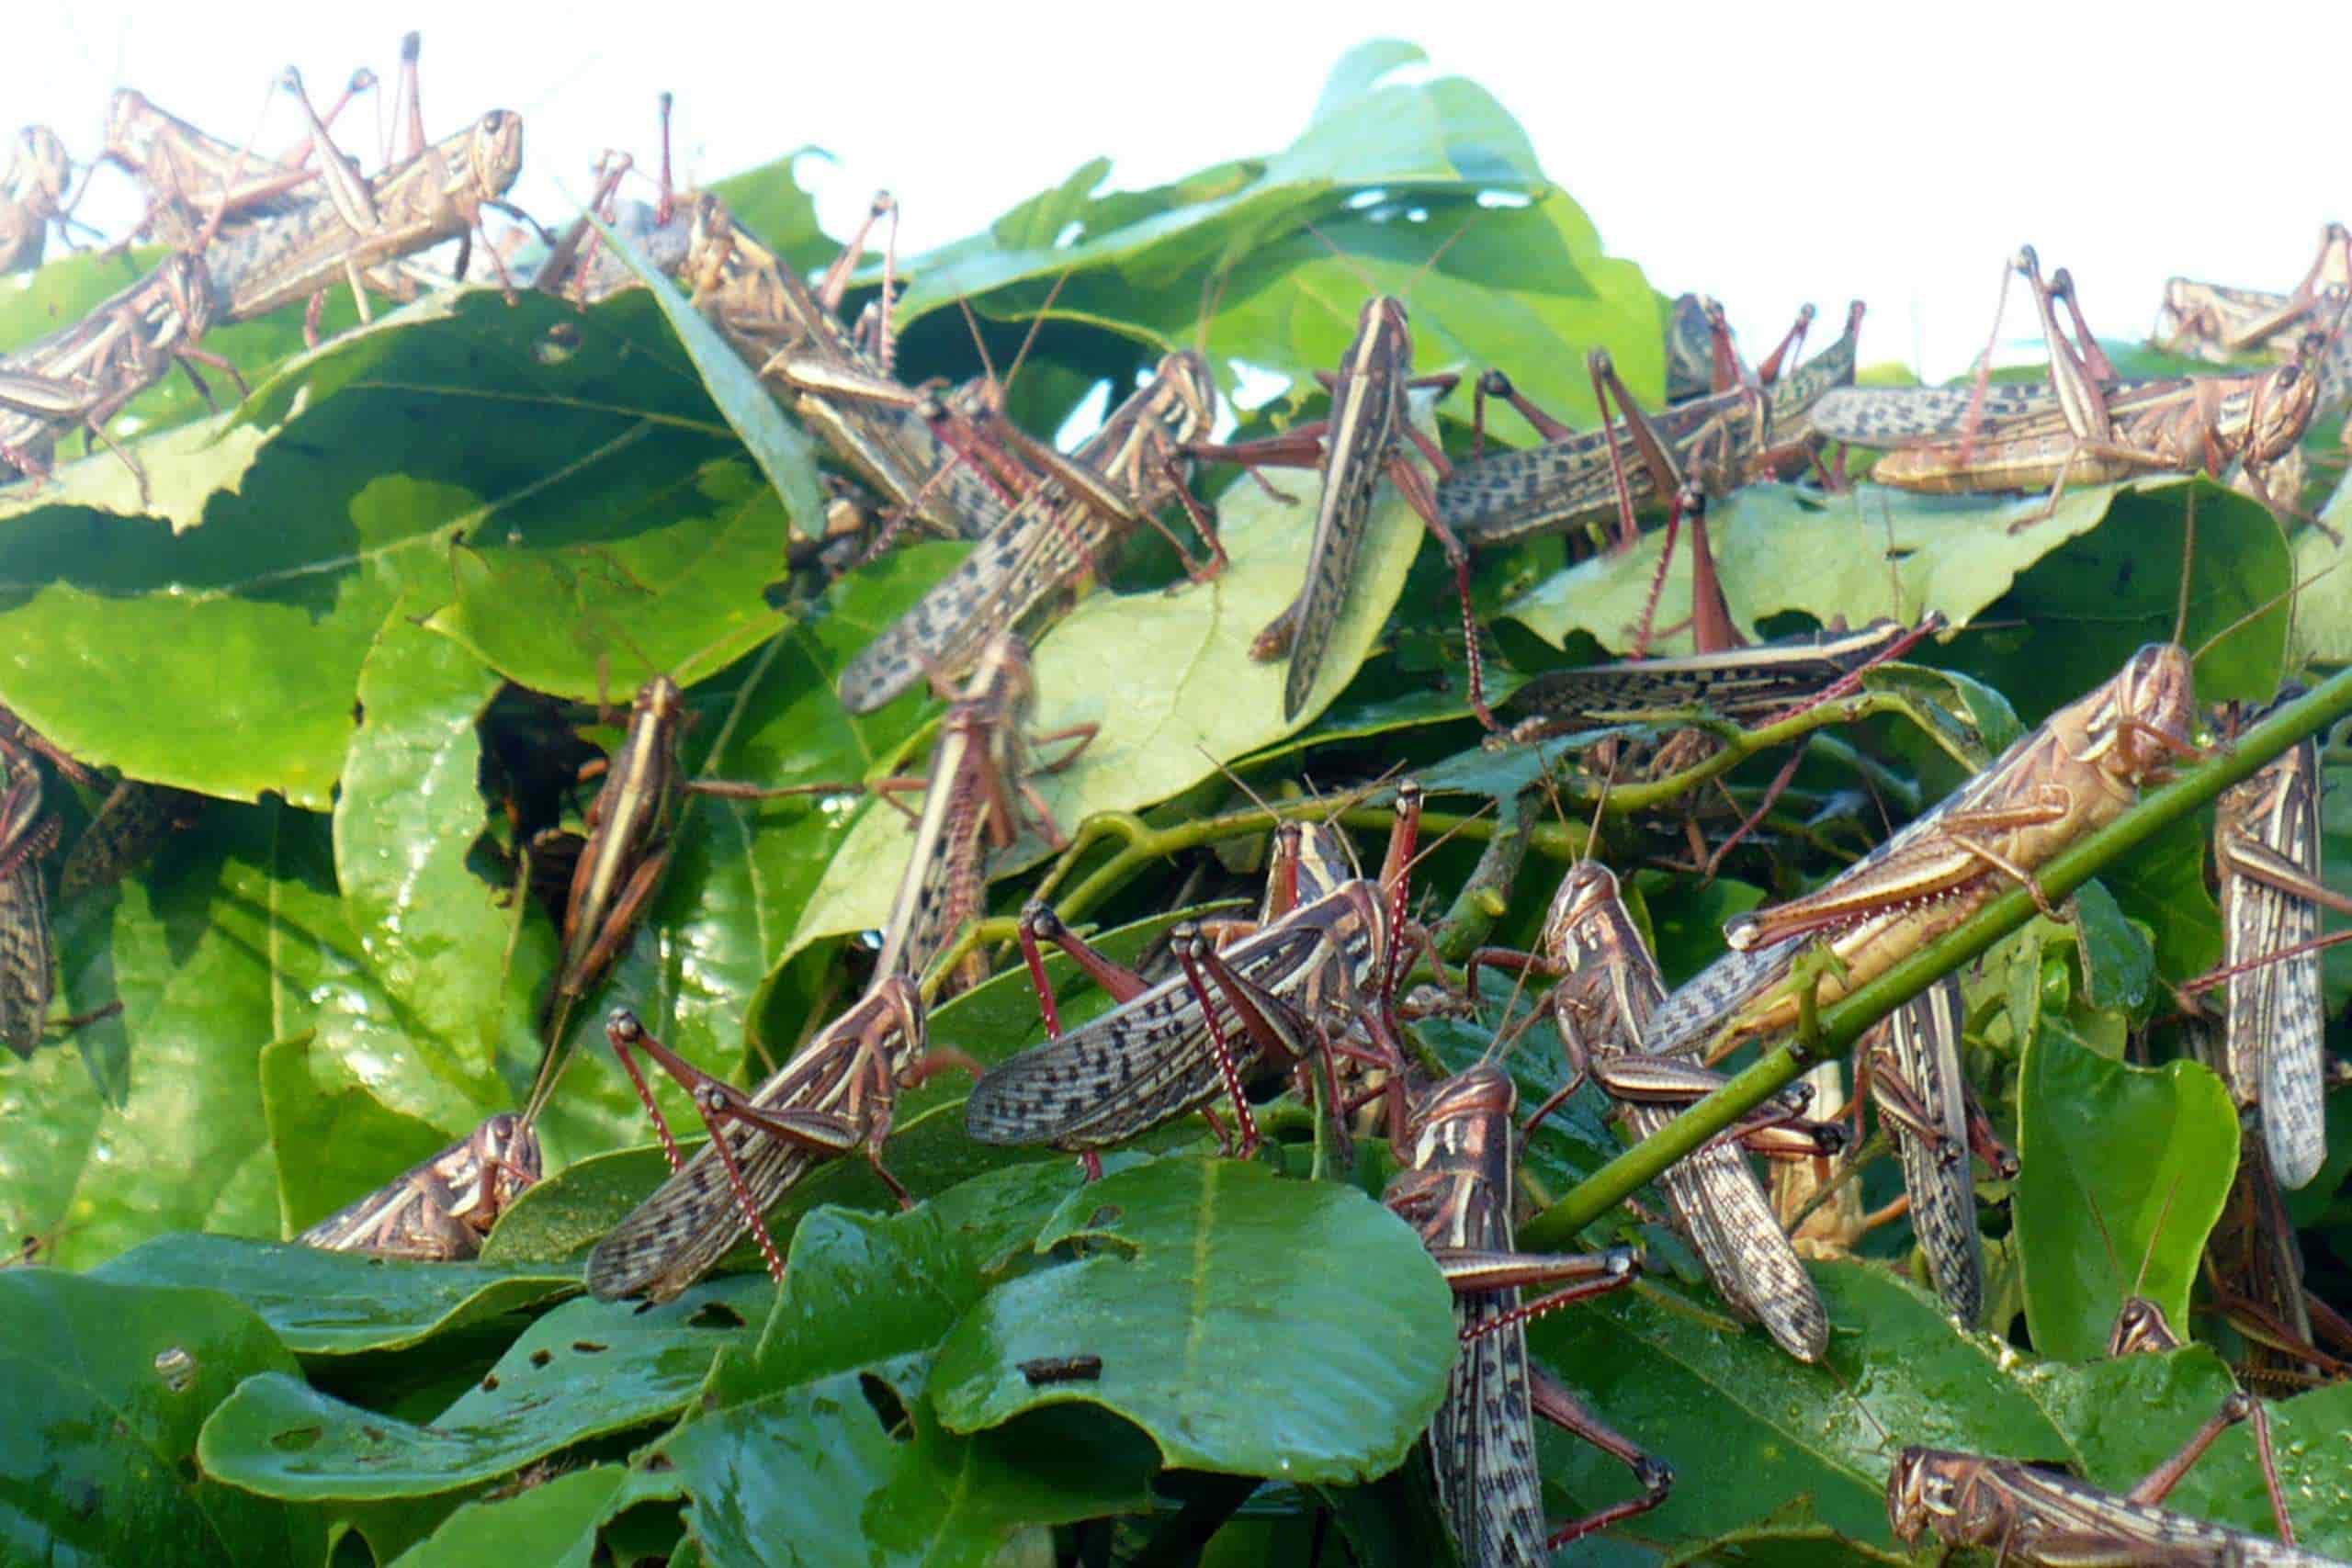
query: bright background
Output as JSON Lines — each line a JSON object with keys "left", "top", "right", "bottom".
{"left": 11, "top": 0, "right": 2342, "bottom": 380}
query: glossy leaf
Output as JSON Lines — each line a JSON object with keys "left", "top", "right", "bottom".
{"left": 0, "top": 1269, "right": 322, "bottom": 1566}
{"left": 88, "top": 1234, "right": 578, "bottom": 1356}
{"left": 2014, "top": 1017, "right": 2238, "bottom": 1361}
{"left": 931, "top": 1157, "right": 1456, "bottom": 1484}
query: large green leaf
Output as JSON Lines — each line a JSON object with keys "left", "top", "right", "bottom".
{"left": 635, "top": 1164, "right": 1153, "bottom": 1567}
{"left": 1505, "top": 478, "right": 2290, "bottom": 693}
{"left": 0, "top": 1269, "right": 322, "bottom": 1566}
{"left": 89, "top": 1234, "right": 578, "bottom": 1356}
{"left": 0, "top": 802, "right": 346, "bottom": 1268}
{"left": 0, "top": 288, "right": 763, "bottom": 807}
{"left": 931, "top": 1157, "right": 1456, "bottom": 1483}
{"left": 2014, "top": 1018, "right": 2238, "bottom": 1361}
{"left": 198, "top": 1277, "right": 765, "bottom": 1499}
{"left": 891, "top": 41, "right": 1549, "bottom": 330}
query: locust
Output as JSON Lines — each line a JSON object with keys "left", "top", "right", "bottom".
{"left": 58, "top": 782, "right": 203, "bottom": 900}
{"left": 583, "top": 982, "right": 968, "bottom": 1302}
{"left": 2207, "top": 687, "right": 2346, "bottom": 1190}
{"left": 101, "top": 67, "right": 378, "bottom": 250}
{"left": 1182, "top": 297, "right": 1483, "bottom": 723}
{"left": 867, "top": 634, "right": 1094, "bottom": 988}
{"left": 531, "top": 95, "right": 695, "bottom": 308}
{"left": 1498, "top": 615, "right": 1939, "bottom": 745}
{"left": 1887, "top": 1391, "right": 2334, "bottom": 1565}
{"left": 1644, "top": 641, "right": 2201, "bottom": 1060}
{"left": 1384, "top": 1063, "right": 1672, "bottom": 1561}
{"left": 202, "top": 77, "right": 523, "bottom": 340}
{"left": 1449, "top": 303, "right": 1863, "bottom": 660}
{"left": 2156, "top": 222, "right": 2352, "bottom": 378}
{"left": 965, "top": 784, "right": 1428, "bottom": 1161}
{"left": 1860, "top": 976, "right": 1990, "bottom": 1321}
{"left": 1441, "top": 300, "right": 1860, "bottom": 553}
{"left": 679, "top": 190, "right": 1024, "bottom": 544}
{"left": 294, "top": 1113, "right": 542, "bottom": 1260}
{"left": 1475, "top": 858, "right": 1834, "bottom": 1362}
{"left": 837, "top": 351, "right": 1220, "bottom": 715}
{"left": 1814, "top": 251, "right": 2325, "bottom": 526}
{"left": 0, "top": 764, "right": 61, "bottom": 1059}
{"left": 2, "top": 127, "right": 75, "bottom": 274}
{"left": 0, "top": 251, "right": 241, "bottom": 502}
{"left": 526, "top": 663, "right": 838, "bottom": 1111}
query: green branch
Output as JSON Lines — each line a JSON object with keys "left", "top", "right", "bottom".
{"left": 1519, "top": 664, "right": 2352, "bottom": 1250}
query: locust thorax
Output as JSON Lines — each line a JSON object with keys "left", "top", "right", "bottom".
{"left": 1537, "top": 860, "right": 1631, "bottom": 964}
{"left": 1408, "top": 1063, "right": 1512, "bottom": 1169}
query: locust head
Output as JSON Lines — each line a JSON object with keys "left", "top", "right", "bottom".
{"left": 475, "top": 1113, "right": 544, "bottom": 1234}
{"left": 466, "top": 111, "right": 526, "bottom": 202}
{"left": 2099, "top": 643, "right": 2198, "bottom": 784}
{"left": 1883, "top": 1447, "right": 1952, "bottom": 1545}
{"left": 1151, "top": 351, "right": 1217, "bottom": 446}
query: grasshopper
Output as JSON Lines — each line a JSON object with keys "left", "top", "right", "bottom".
{"left": 0, "top": 251, "right": 240, "bottom": 503}
{"left": 1447, "top": 304, "right": 1864, "bottom": 660}
{"left": 531, "top": 95, "right": 695, "bottom": 308}
{"left": 1887, "top": 1391, "right": 2331, "bottom": 1565}
{"left": 294, "top": 1112, "right": 542, "bottom": 1260}
{"left": 1645, "top": 641, "right": 2201, "bottom": 1060}
{"left": 2208, "top": 688, "right": 2346, "bottom": 1190}
{"left": 867, "top": 634, "right": 1094, "bottom": 987}
{"left": 1860, "top": 976, "right": 1996, "bottom": 1321}
{"left": 2156, "top": 223, "right": 2352, "bottom": 366}
{"left": 1478, "top": 858, "right": 1834, "bottom": 1362}
{"left": 1384, "top": 1063, "right": 1672, "bottom": 1560}
{"left": 965, "top": 784, "right": 1428, "bottom": 1160}
{"left": 583, "top": 982, "right": 969, "bottom": 1302}
{"left": 837, "top": 351, "right": 1220, "bottom": 715}
{"left": 1442, "top": 301, "right": 1860, "bottom": 550}
{"left": 1817, "top": 251, "right": 2324, "bottom": 527}
{"left": 2, "top": 127, "right": 75, "bottom": 274}
{"left": 526, "top": 665, "right": 840, "bottom": 1108}
{"left": 58, "top": 782, "right": 203, "bottom": 901}
{"left": 101, "top": 68, "right": 378, "bottom": 250}
{"left": 0, "top": 764, "right": 62, "bottom": 1059}
{"left": 203, "top": 78, "right": 523, "bottom": 341}
{"left": 1498, "top": 615, "right": 1940, "bottom": 745}
{"left": 680, "top": 191, "right": 1028, "bottom": 545}
{"left": 1182, "top": 297, "right": 1482, "bottom": 723}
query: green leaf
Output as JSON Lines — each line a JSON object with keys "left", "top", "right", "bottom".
{"left": 198, "top": 1278, "right": 764, "bottom": 1499}
{"left": 89, "top": 1234, "right": 578, "bottom": 1356}
{"left": 2290, "top": 467, "right": 2352, "bottom": 665}
{"left": 334, "top": 606, "right": 513, "bottom": 1089}
{"left": 931, "top": 1158, "right": 1456, "bottom": 1484}
{"left": 785, "top": 398, "right": 1434, "bottom": 960}
{"left": 387, "top": 1465, "right": 628, "bottom": 1568}
{"left": 0, "top": 288, "right": 752, "bottom": 806}
{"left": 1503, "top": 478, "right": 2289, "bottom": 697}
{"left": 2067, "top": 881, "right": 2154, "bottom": 1015}
{"left": 639, "top": 1166, "right": 1153, "bottom": 1567}
{"left": 890, "top": 46, "right": 1549, "bottom": 330}
{"left": 0, "top": 1269, "right": 322, "bottom": 1566}
{"left": 2014, "top": 1020, "right": 2237, "bottom": 1360}
{"left": 0, "top": 802, "right": 352, "bottom": 1268}
{"left": 1532, "top": 1263, "right": 2060, "bottom": 1552}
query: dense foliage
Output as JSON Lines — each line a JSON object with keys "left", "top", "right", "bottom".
{"left": 3, "top": 39, "right": 2350, "bottom": 1568}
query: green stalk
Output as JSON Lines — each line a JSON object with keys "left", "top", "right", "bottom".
{"left": 1519, "top": 665, "right": 2352, "bottom": 1250}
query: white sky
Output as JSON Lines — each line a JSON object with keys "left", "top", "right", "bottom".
{"left": 11, "top": 0, "right": 2342, "bottom": 381}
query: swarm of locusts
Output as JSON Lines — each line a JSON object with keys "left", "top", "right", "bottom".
{"left": 10, "top": 34, "right": 2352, "bottom": 1565}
